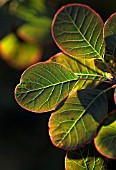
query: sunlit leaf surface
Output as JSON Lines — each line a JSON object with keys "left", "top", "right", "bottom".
{"left": 49, "top": 89, "right": 108, "bottom": 150}
{"left": 0, "top": 34, "right": 42, "bottom": 69}
{"left": 15, "top": 62, "right": 78, "bottom": 113}
{"left": 94, "top": 110, "right": 116, "bottom": 159}
{"left": 52, "top": 4, "right": 105, "bottom": 59}
{"left": 65, "top": 144, "right": 106, "bottom": 170}
{"left": 49, "top": 52, "right": 108, "bottom": 90}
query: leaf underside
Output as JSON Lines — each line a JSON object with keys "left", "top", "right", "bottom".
{"left": 52, "top": 4, "right": 105, "bottom": 59}
{"left": 49, "top": 89, "right": 108, "bottom": 150}
{"left": 15, "top": 62, "right": 78, "bottom": 113}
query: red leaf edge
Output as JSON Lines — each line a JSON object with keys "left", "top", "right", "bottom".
{"left": 94, "top": 110, "right": 116, "bottom": 159}
{"left": 103, "top": 12, "right": 116, "bottom": 36}
{"left": 52, "top": 3, "right": 104, "bottom": 56}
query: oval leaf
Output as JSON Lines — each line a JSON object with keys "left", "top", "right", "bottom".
{"left": 52, "top": 4, "right": 105, "bottom": 59}
{"left": 15, "top": 62, "right": 78, "bottom": 113}
{"left": 94, "top": 110, "right": 116, "bottom": 159}
{"left": 49, "top": 89, "right": 108, "bottom": 150}
{"left": 65, "top": 144, "right": 106, "bottom": 170}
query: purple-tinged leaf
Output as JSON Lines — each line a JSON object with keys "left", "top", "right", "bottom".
{"left": 15, "top": 62, "right": 78, "bottom": 113}
{"left": 52, "top": 4, "right": 105, "bottom": 59}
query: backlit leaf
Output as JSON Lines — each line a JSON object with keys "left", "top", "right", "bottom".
{"left": 52, "top": 4, "right": 105, "bottom": 59}
{"left": 104, "top": 13, "right": 116, "bottom": 37}
{"left": 15, "top": 62, "right": 78, "bottom": 113}
{"left": 49, "top": 52, "right": 109, "bottom": 90}
{"left": 94, "top": 110, "right": 116, "bottom": 159}
{"left": 65, "top": 144, "right": 106, "bottom": 170}
{"left": 49, "top": 89, "right": 108, "bottom": 150}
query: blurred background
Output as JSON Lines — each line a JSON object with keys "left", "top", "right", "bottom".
{"left": 0, "top": 0, "right": 116, "bottom": 169}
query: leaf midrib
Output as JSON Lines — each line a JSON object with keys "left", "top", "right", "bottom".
{"left": 56, "top": 90, "right": 105, "bottom": 147}
{"left": 75, "top": 73, "right": 106, "bottom": 78}
{"left": 18, "top": 78, "right": 78, "bottom": 93}
{"left": 65, "top": 9, "right": 103, "bottom": 59}
{"left": 19, "top": 73, "right": 106, "bottom": 93}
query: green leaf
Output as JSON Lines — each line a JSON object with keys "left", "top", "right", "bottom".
{"left": 104, "top": 13, "right": 116, "bottom": 54}
{"left": 52, "top": 4, "right": 105, "bottom": 59}
{"left": 49, "top": 89, "right": 108, "bottom": 150}
{"left": 65, "top": 144, "right": 106, "bottom": 170}
{"left": 94, "top": 110, "right": 116, "bottom": 159}
{"left": 104, "top": 13, "right": 116, "bottom": 37}
{"left": 49, "top": 52, "right": 109, "bottom": 90}
{"left": 15, "top": 62, "right": 78, "bottom": 113}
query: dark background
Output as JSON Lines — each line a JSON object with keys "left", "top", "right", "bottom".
{"left": 0, "top": 0, "right": 116, "bottom": 169}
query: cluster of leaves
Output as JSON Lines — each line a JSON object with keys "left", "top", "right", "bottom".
{"left": 15, "top": 4, "right": 116, "bottom": 169}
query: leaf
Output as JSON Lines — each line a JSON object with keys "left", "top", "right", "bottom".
{"left": 52, "top": 4, "right": 105, "bottom": 59}
{"left": 49, "top": 89, "right": 108, "bottom": 150}
{"left": 49, "top": 52, "right": 108, "bottom": 91}
{"left": 65, "top": 144, "right": 106, "bottom": 170}
{"left": 94, "top": 110, "right": 116, "bottom": 159}
{"left": 104, "top": 13, "right": 116, "bottom": 54}
{"left": 104, "top": 13, "right": 116, "bottom": 37}
{"left": 0, "top": 33, "right": 42, "bottom": 69}
{"left": 15, "top": 62, "right": 78, "bottom": 113}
